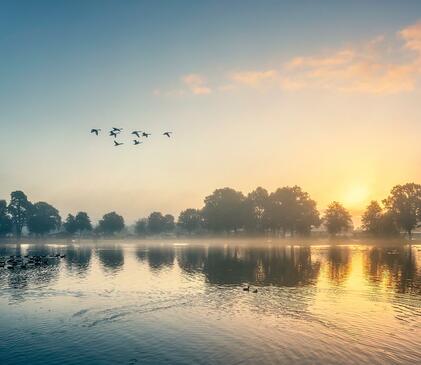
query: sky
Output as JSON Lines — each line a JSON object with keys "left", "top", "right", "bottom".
{"left": 1, "top": 0, "right": 421, "bottom": 225}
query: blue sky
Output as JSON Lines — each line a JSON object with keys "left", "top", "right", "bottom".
{"left": 1, "top": 0, "right": 421, "bottom": 223}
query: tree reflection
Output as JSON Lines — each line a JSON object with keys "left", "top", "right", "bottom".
{"left": 97, "top": 245, "right": 124, "bottom": 272}
{"left": 147, "top": 246, "right": 175, "bottom": 270}
{"left": 65, "top": 244, "right": 92, "bottom": 276}
{"left": 175, "top": 245, "right": 322, "bottom": 287}
{"left": 326, "top": 246, "right": 351, "bottom": 285}
{"left": 364, "top": 246, "right": 420, "bottom": 294}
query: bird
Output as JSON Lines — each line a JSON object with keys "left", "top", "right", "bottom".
{"left": 112, "top": 127, "right": 123, "bottom": 132}
{"left": 114, "top": 141, "right": 124, "bottom": 146}
{"left": 243, "top": 285, "right": 250, "bottom": 292}
{"left": 252, "top": 289, "right": 258, "bottom": 293}
{"left": 131, "top": 131, "right": 142, "bottom": 138}
{"left": 163, "top": 131, "right": 172, "bottom": 138}
{"left": 142, "top": 132, "right": 151, "bottom": 138}
{"left": 91, "top": 129, "right": 101, "bottom": 136}
{"left": 133, "top": 140, "right": 142, "bottom": 145}
{"left": 109, "top": 131, "right": 119, "bottom": 138}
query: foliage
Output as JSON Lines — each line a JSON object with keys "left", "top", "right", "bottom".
{"left": 243, "top": 187, "right": 269, "bottom": 233}
{"left": 266, "top": 186, "right": 320, "bottom": 236}
{"left": 147, "top": 212, "right": 167, "bottom": 234}
{"left": 75, "top": 212, "right": 92, "bottom": 232}
{"left": 0, "top": 200, "right": 12, "bottom": 236}
{"left": 202, "top": 188, "right": 245, "bottom": 232}
{"left": 323, "top": 201, "right": 353, "bottom": 235}
{"left": 64, "top": 214, "right": 78, "bottom": 235}
{"left": 382, "top": 183, "right": 421, "bottom": 236}
{"left": 7, "top": 191, "right": 32, "bottom": 238}
{"left": 27, "top": 202, "right": 61, "bottom": 236}
{"left": 361, "top": 201, "right": 399, "bottom": 236}
{"left": 177, "top": 208, "right": 203, "bottom": 233}
{"left": 135, "top": 218, "right": 148, "bottom": 236}
{"left": 98, "top": 211, "right": 125, "bottom": 235}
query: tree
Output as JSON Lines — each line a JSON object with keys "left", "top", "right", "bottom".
{"left": 202, "top": 188, "right": 245, "bottom": 232}
{"left": 75, "top": 212, "right": 92, "bottom": 233}
{"left": 7, "top": 191, "right": 32, "bottom": 238}
{"left": 361, "top": 201, "right": 399, "bottom": 237}
{"left": 163, "top": 214, "right": 175, "bottom": 232}
{"left": 383, "top": 183, "right": 421, "bottom": 237}
{"left": 148, "top": 212, "right": 166, "bottom": 234}
{"left": 64, "top": 214, "right": 78, "bottom": 235}
{"left": 98, "top": 212, "right": 124, "bottom": 235}
{"left": 362, "top": 201, "right": 383, "bottom": 235}
{"left": 135, "top": 218, "right": 148, "bottom": 236}
{"left": 243, "top": 187, "right": 269, "bottom": 233}
{"left": 266, "top": 186, "right": 320, "bottom": 236}
{"left": 27, "top": 202, "right": 61, "bottom": 236}
{"left": 178, "top": 208, "right": 203, "bottom": 234}
{"left": 0, "top": 200, "right": 12, "bottom": 236}
{"left": 323, "top": 202, "right": 353, "bottom": 236}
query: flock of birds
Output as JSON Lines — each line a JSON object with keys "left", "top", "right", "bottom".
{"left": 90, "top": 127, "right": 173, "bottom": 147}
{"left": 0, "top": 254, "right": 66, "bottom": 270}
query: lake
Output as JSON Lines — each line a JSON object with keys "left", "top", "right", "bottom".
{"left": 0, "top": 240, "right": 420, "bottom": 364}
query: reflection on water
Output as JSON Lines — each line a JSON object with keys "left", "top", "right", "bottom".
{"left": 0, "top": 241, "right": 420, "bottom": 364}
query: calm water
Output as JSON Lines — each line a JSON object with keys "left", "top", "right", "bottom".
{"left": 0, "top": 240, "right": 420, "bottom": 365}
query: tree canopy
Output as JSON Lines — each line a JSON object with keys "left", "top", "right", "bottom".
{"left": 323, "top": 201, "right": 353, "bottom": 235}
{"left": 202, "top": 188, "right": 245, "bottom": 232}
{"left": 0, "top": 200, "right": 12, "bottom": 236}
{"left": 98, "top": 211, "right": 125, "bottom": 235}
{"left": 177, "top": 208, "right": 203, "bottom": 233}
{"left": 7, "top": 191, "right": 32, "bottom": 238}
{"left": 27, "top": 202, "right": 61, "bottom": 236}
{"left": 382, "top": 183, "right": 421, "bottom": 236}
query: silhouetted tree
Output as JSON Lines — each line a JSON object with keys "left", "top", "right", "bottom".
{"left": 163, "top": 214, "right": 175, "bottom": 232}
{"left": 75, "top": 212, "right": 92, "bottom": 233}
{"left": 64, "top": 214, "right": 78, "bottom": 235}
{"left": 266, "top": 186, "right": 320, "bottom": 236}
{"left": 148, "top": 212, "right": 166, "bottom": 234}
{"left": 27, "top": 202, "right": 61, "bottom": 236}
{"left": 383, "top": 183, "right": 421, "bottom": 237}
{"left": 323, "top": 201, "right": 352, "bottom": 235}
{"left": 362, "top": 201, "right": 399, "bottom": 236}
{"left": 98, "top": 211, "right": 124, "bottom": 235}
{"left": 7, "top": 191, "right": 32, "bottom": 238}
{"left": 178, "top": 208, "right": 203, "bottom": 234}
{"left": 135, "top": 218, "right": 148, "bottom": 236}
{"left": 202, "top": 188, "right": 245, "bottom": 232}
{"left": 243, "top": 187, "right": 269, "bottom": 233}
{"left": 0, "top": 200, "right": 12, "bottom": 236}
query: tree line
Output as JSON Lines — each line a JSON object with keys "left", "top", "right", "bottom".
{"left": 0, "top": 183, "right": 420, "bottom": 238}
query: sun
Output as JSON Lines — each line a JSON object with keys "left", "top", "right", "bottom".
{"left": 342, "top": 184, "right": 370, "bottom": 208}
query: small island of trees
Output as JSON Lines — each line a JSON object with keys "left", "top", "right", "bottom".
{"left": 0, "top": 183, "right": 420, "bottom": 239}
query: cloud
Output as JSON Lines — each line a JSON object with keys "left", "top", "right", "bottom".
{"left": 181, "top": 73, "right": 212, "bottom": 95}
{"left": 156, "top": 20, "right": 421, "bottom": 97}
{"left": 227, "top": 20, "right": 421, "bottom": 95}
{"left": 230, "top": 70, "right": 278, "bottom": 86}
{"left": 399, "top": 21, "right": 421, "bottom": 54}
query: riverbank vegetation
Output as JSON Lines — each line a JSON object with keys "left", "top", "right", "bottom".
{"left": 0, "top": 183, "right": 420, "bottom": 239}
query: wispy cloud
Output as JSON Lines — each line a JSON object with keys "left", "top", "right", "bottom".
{"left": 181, "top": 73, "right": 212, "bottom": 95}
{"left": 230, "top": 70, "right": 278, "bottom": 86}
{"left": 155, "top": 20, "right": 421, "bottom": 97}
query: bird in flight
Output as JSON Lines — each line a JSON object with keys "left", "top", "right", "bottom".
{"left": 112, "top": 127, "right": 123, "bottom": 132}
{"left": 114, "top": 141, "right": 124, "bottom": 147}
{"left": 142, "top": 132, "right": 151, "bottom": 138}
{"left": 163, "top": 132, "right": 172, "bottom": 138}
{"left": 91, "top": 129, "right": 101, "bottom": 136}
{"left": 131, "top": 131, "right": 142, "bottom": 138}
{"left": 133, "top": 140, "right": 142, "bottom": 145}
{"left": 109, "top": 131, "right": 119, "bottom": 138}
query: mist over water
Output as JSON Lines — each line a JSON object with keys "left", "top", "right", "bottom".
{"left": 0, "top": 240, "right": 420, "bottom": 365}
